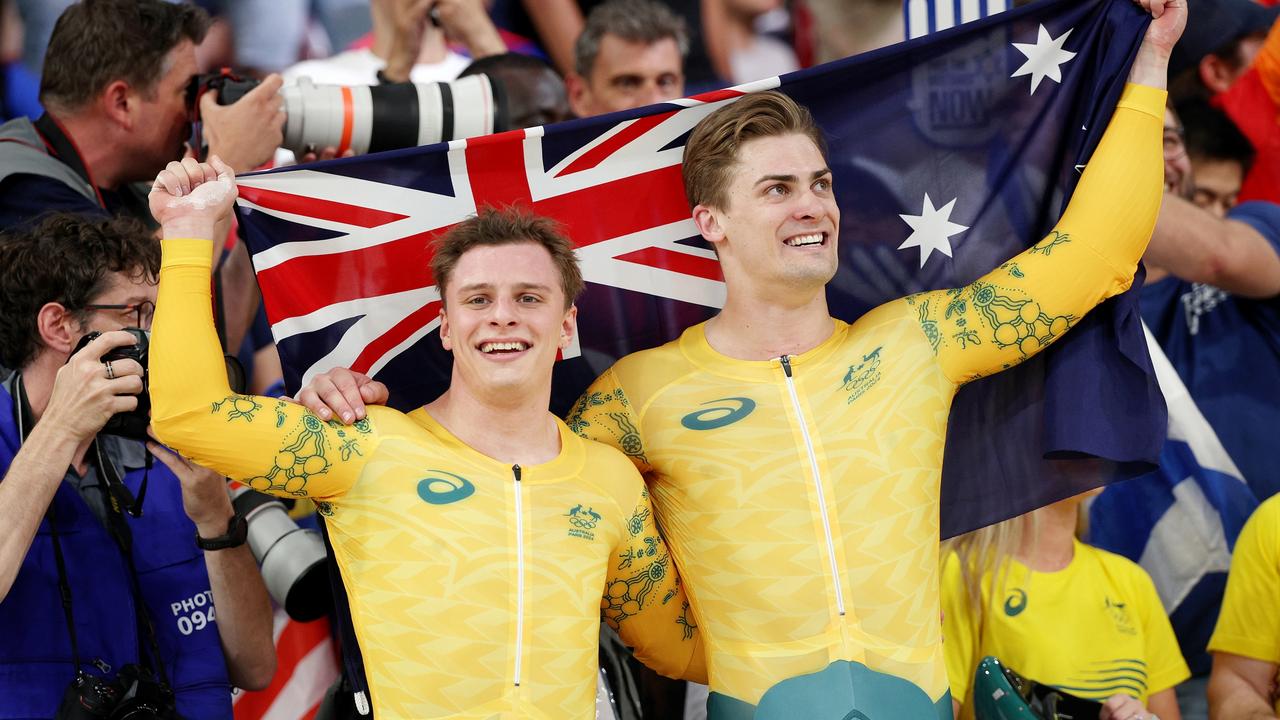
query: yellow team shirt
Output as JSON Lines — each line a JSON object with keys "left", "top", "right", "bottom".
{"left": 1209, "top": 492, "right": 1280, "bottom": 709}
{"left": 150, "top": 241, "right": 705, "bottom": 719}
{"left": 566, "top": 83, "right": 1166, "bottom": 718}
{"left": 941, "top": 541, "right": 1189, "bottom": 718}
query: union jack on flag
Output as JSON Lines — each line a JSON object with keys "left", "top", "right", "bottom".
{"left": 237, "top": 0, "right": 1165, "bottom": 539}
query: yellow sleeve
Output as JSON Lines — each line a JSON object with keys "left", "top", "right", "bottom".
{"left": 603, "top": 484, "right": 707, "bottom": 683}
{"left": 566, "top": 369, "right": 651, "bottom": 474}
{"left": 151, "top": 238, "right": 378, "bottom": 500}
{"left": 1209, "top": 499, "right": 1280, "bottom": 664}
{"left": 896, "top": 83, "right": 1166, "bottom": 384}
{"left": 1133, "top": 567, "right": 1190, "bottom": 696}
{"left": 941, "top": 552, "right": 980, "bottom": 707}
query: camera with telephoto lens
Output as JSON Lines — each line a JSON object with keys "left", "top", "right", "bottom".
{"left": 188, "top": 69, "right": 509, "bottom": 157}
{"left": 55, "top": 665, "right": 178, "bottom": 720}
{"left": 231, "top": 485, "right": 332, "bottom": 621}
{"left": 72, "top": 329, "right": 150, "bottom": 443}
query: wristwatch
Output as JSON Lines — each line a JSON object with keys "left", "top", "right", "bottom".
{"left": 195, "top": 513, "right": 248, "bottom": 551}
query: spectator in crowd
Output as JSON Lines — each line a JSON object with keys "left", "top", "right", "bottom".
{"left": 1206, "top": 495, "right": 1280, "bottom": 719}
{"left": 0, "top": 0, "right": 282, "bottom": 229}
{"left": 798, "top": 0, "right": 902, "bottom": 64}
{"left": 942, "top": 490, "right": 1188, "bottom": 720}
{"left": 0, "top": 213, "right": 275, "bottom": 718}
{"left": 567, "top": 0, "right": 687, "bottom": 118}
{"left": 703, "top": 0, "right": 797, "bottom": 84}
{"left": 1168, "top": 0, "right": 1276, "bottom": 101}
{"left": 1177, "top": 99, "right": 1253, "bottom": 218}
{"left": 492, "top": 0, "right": 722, "bottom": 93}
{"left": 1089, "top": 98, "right": 1280, "bottom": 720}
{"left": 148, "top": 157, "right": 704, "bottom": 717}
{"left": 1168, "top": 0, "right": 1280, "bottom": 205}
{"left": 284, "top": 0, "right": 505, "bottom": 88}
{"left": 1142, "top": 110, "right": 1280, "bottom": 502}
{"left": 459, "top": 52, "right": 572, "bottom": 130}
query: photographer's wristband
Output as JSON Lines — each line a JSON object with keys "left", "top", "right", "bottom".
{"left": 195, "top": 513, "right": 248, "bottom": 551}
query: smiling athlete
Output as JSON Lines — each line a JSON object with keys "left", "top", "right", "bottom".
{"left": 147, "top": 159, "right": 703, "bottom": 718}
{"left": 562, "top": 2, "right": 1186, "bottom": 718}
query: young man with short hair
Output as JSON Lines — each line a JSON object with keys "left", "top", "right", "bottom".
{"left": 565, "top": 2, "right": 1185, "bottom": 717}
{"left": 148, "top": 158, "right": 703, "bottom": 718}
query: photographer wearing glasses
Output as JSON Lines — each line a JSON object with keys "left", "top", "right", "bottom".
{"left": 0, "top": 213, "right": 274, "bottom": 719}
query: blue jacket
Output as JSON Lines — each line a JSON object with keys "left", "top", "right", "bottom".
{"left": 0, "top": 385, "right": 233, "bottom": 719}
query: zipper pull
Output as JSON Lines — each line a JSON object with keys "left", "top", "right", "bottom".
{"left": 513, "top": 464, "right": 522, "bottom": 483}
{"left": 354, "top": 690, "right": 370, "bottom": 715}
{"left": 780, "top": 355, "right": 793, "bottom": 378}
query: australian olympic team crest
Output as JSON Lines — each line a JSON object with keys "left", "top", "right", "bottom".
{"left": 566, "top": 504, "right": 601, "bottom": 540}
{"left": 909, "top": 27, "right": 1009, "bottom": 147}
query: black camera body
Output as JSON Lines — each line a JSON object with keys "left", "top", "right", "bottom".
{"left": 56, "top": 665, "right": 178, "bottom": 720}
{"left": 72, "top": 328, "right": 150, "bottom": 442}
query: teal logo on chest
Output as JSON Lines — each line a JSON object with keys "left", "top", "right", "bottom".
{"left": 680, "top": 397, "right": 756, "bottom": 430}
{"left": 1004, "top": 588, "right": 1028, "bottom": 616}
{"left": 566, "top": 504, "right": 601, "bottom": 540}
{"left": 841, "top": 346, "right": 883, "bottom": 404}
{"left": 417, "top": 470, "right": 475, "bottom": 505}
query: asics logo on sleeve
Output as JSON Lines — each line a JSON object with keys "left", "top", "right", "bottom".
{"left": 680, "top": 397, "right": 757, "bottom": 430}
{"left": 417, "top": 470, "right": 476, "bottom": 505}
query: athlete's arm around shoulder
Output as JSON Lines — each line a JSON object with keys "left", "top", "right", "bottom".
{"left": 566, "top": 365, "right": 654, "bottom": 474}
{"left": 894, "top": 2, "right": 1185, "bottom": 384}
{"left": 148, "top": 157, "right": 386, "bottom": 500}
{"left": 588, "top": 441, "right": 706, "bottom": 683}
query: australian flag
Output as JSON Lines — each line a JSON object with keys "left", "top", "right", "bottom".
{"left": 235, "top": 0, "right": 1164, "bottom": 538}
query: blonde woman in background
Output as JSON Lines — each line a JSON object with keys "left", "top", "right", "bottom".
{"left": 942, "top": 490, "right": 1189, "bottom": 720}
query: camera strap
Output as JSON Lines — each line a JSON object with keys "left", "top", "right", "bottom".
{"left": 91, "top": 445, "right": 171, "bottom": 688}
{"left": 11, "top": 375, "right": 169, "bottom": 686}
{"left": 32, "top": 113, "right": 107, "bottom": 211}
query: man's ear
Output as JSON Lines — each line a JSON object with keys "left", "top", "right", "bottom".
{"left": 37, "top": 302, "right": 80, "bottom": 357}
{"left": 1198, "top": 54, "right": 1237, "bottom": 95}
{"left": 692, "top": 203, "right": 727, "bottom": 251}
{"left": 565, "top": 73, "right": 592, "bottom": 119}
{"left": 438, "top": 305, "right": 452, "bottom": 352}
{"left": 99, "top": 80, "right": 135, "bottom": 129}
{"left": 559, "top": 305, "right": 578, "bottom": 350}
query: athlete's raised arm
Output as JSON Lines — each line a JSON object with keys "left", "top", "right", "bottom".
{"left": 149, "top": 157, "right": 380, "bottom": 500}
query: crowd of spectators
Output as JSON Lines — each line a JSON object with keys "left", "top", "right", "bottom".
{"left": 0, "top": 0, "right": 1278, "bottom": 719}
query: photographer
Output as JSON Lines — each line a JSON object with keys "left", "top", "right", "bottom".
{"left": 0, "top": 213, "right": 274, "bottom": 718}
{"left": 0, "top": 0, "right": 283, "bottom": 230}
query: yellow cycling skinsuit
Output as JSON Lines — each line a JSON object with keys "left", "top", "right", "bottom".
{"left": 566, "top": 83, "right": 1165, "bottom": 719}
{"left": 941, "top": 541, "right": 1189, "bottom": 718}
{"left": 150, "top": 241, "right": 705, "bottom": 718}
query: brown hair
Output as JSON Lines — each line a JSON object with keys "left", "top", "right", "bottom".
{"left": 431, "top": 206, "right": 583, "bottom": 309}
{"left": 0, "top": 213, "right": 159, "bottom": 369}
{"left": 682, "top": 91, "right": 828, "bottom": 211}
{"left": 40, "top": 0, "right": 210, "bottom": 112}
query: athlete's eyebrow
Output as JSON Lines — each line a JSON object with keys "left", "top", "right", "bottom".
{"left": 754, "top": 168, "right": 832, "bottom": 186}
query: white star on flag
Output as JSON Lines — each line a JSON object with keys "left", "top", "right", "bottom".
{"left": 1011, "top": 24, "right": 1077, "bottom": 94}
{"left": 898, "top": 194, "right": 969, "bottom": 268}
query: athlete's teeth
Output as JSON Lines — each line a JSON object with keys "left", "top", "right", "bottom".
{"left": 482, "top": 342, "right": 528, "bottom": 353}
{"left": 786, "top": 233, "right": 824, "bottom": 247}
